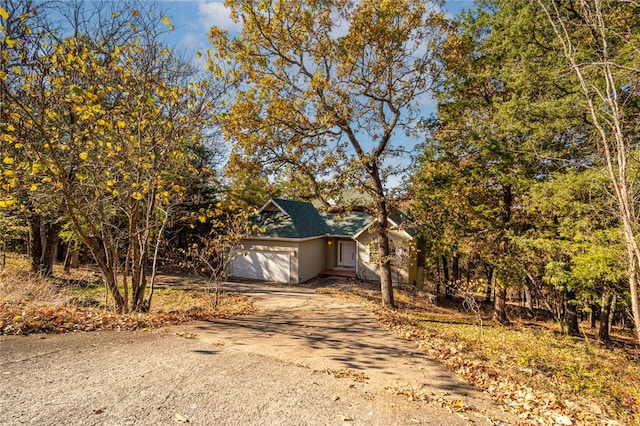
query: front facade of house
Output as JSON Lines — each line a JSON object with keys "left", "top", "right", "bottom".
{"left": 231, "top": 198, "right": 421, "bottom": 286}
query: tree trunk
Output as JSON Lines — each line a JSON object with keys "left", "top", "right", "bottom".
{"left": 377, "top": 220, "right": 394, "bottom": 307}
{"left": 40, "top": 222, "right": 61, "bottom": 277}
{"left": 27, "top": 216, "right": 43, "bottom": 274}
{"left": 26, "top": 215, "right": 60, "bottom": 277}
{"left": 442, "top": 254, "right": 450, "bottom": 298}
{"left": 626, "top": 251, "right": 640, "bottom": 343}
{"left": 63, "top": 243, "right": 79, "bottom": 273}
{"left": 493, "top": 283, "right": 509, "bottom": 324}
{"left": 85, "top": 236, "right": 126, "bottom": 313}
{"left": 435, "top": 256, "right": 442, "bottom": 293}
{"left": 493, "top": 184, "right": 513, "bottom": 322}
{"left": 565, "top": 290, "right": 580, "bottom": 336}
{"left": 485, "top": 264, "right": 493, "bottom": 303}
{"left": 465, "top": 258, "right": 471, "bottom": 287}
{"left": 128, "top": 198, "right": 147, "bottom": 312}
{"left": 524, "top": 283, "right": 534, "bottom": 318}
{"left": 364, "top": 159, "right": 394, "bottom": 308}
{"left": 452, "top": 253, "right": 460, "bottom": 290}
{"left": 609, "top": 293, "right": 617, "bottom": 335}
{"left": 599, "top": 291, "right": 612, "bottom": 342}
{"left": 590, "top": 303, "right": 598, "bottom": 329}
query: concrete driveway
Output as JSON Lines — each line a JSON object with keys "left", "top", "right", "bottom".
{"left": 175, "top": 280, "right": 513, "bottom": 423}
{"left": 0, "top": 279, "right": 515, "bottom": 425}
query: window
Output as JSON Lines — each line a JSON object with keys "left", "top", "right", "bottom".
{"left": 365, "top": 240, "right": 380, "bottom": 263}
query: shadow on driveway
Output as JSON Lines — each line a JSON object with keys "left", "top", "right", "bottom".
{"left": 182, "top": 280, "right": 478, "bottom": 398}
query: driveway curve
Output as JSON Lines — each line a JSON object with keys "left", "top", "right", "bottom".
{"left": 0, "top": 279, "right": 515, "bottom": 425}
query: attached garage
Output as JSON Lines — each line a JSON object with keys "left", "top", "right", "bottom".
{"left": 231, "top": 250, "right": 291, "bottom": 283}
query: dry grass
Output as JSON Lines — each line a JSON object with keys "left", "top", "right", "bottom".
{"left": 319, "top": 283, "right": 640, "bottom": 425}
{"left": 0, "top": 269, "right": 66, "bottom": 305}
{"left": 0, "top": 254, "right": 254, "bottom": 335}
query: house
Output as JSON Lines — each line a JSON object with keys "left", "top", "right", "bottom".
{"left": 230, "top": 198, "right": 422, "bottom": 286}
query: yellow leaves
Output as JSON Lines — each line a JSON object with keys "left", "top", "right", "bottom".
{"left": 0, "top": 7, "right": 9, "bottom": 20}
{"left": 4, "top": 37, "right": 17, "bottom": 48}
{"left": 116, "top": 120, "right": 126, "bottom": 129}
{"left": 29, "top": 183, "right": 38, "bottom": 191}
{"left": 132, "top": 192, "right": 143, "bottom": 201}
{"left": 161, "top": 16, "right": 174, "bottom": 31}
{"left": 32, "top": 163, "right": 46, "bottom": 174}
{"left": 2, "top": 157, "right": 14, "bottom": 165}
{"left": 1, "top": 133, "right": 15, "bottom": 143}
{"left": 79, "top": 152, "right": 89, "bottom": 161}
{"left": 0, "top": 198, "right": 16, "bottom": 208}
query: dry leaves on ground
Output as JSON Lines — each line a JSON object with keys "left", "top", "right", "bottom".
{"left": 0, "top": 294, "right": 254, "bottom": 336}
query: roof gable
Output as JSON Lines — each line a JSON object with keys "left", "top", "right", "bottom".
{"left": 255, "top": 198, "right": 329, "bottom": 239}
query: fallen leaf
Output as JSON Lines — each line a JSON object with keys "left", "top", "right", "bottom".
{"left": 174, "top": 413, "right": 189, "bottom": 423}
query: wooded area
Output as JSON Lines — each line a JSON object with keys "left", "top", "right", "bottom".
{"left": 1, "top": 0, "right": 640, "bottom": 345}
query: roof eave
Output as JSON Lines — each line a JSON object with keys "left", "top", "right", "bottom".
{"left": 242, "top": 235, "right": 326, "bottom": 243}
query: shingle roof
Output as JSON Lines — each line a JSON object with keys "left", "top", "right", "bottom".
{"left": 389, "top": 212, "right": 417, "bottom": 237}
{"left": 322, "top": 212, "right": 375, "bottom": 236}
{"left": 253, "top": 198, "right": 407, "bottom": 240}
{"left": 255, "top": 198, "right": 330, "bottom": 239}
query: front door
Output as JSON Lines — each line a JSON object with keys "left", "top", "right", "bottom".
{"left": 337, "top": 241, "right": 356, "bottom": 268}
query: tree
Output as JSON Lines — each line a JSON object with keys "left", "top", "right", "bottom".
{"left": 412, "top": 1, "right": 565, "bottom": 322}
{"left": 522, "top": 168, "right": 626, "bottom": 337}
{"left": 183, "top": 201, "right": 257, "bottom": 309}
{"left": 538, "top": 0, "right": 640, "bottom": 343}
{"left": 0, "top": 3, "right": 224, "bottom": 312}
{"left": 209, "top": 0, "right": 447, "bottom": 307}
{"left": 0, "top": 0, "right": 65, "bottom": 276}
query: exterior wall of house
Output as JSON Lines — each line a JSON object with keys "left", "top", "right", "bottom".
{"left": 297, "top": 237, "right": 327, "bottom": 283}
{"left": 326, "top": 237, "right": 337, "bottom": 269}
{"left": 235, "top": 239, "right": 299, "bottom": 284}
{"left": 355, "top": 228, "right": 417, "bottom": 286}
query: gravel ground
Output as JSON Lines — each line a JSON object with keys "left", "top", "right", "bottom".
{"left": 0, "top": 280, "right": 516, "bottom": 425}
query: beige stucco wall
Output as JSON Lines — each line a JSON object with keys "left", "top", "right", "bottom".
{"left": 355, "top": 228, "right": 417, "bottom": 286}
{"left": 297, "top": 237, "right": 327, "bottom": 283}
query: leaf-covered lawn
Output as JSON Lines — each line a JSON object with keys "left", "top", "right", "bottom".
{"left": 318, "top": 285, "right": 640, "bottom": 426}
{"left": 0, "top": 293, "right": 253, "bottom": 335}
{"left": 0, "top": 261, "right": 254, "bottom": 336}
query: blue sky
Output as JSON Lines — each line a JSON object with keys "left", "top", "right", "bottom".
{"left": 163, "top": 0, "right": 476, "bottom": 61}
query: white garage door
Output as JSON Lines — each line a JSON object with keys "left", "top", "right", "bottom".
{"left": 232, "top": 251, "right": 291, "bottom": 283}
